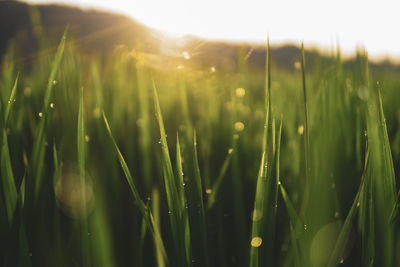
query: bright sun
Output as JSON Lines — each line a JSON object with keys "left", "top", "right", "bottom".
{"left": 25, "top": 0, "right": 400, "bottom": 59}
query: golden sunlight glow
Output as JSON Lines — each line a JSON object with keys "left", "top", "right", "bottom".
{"left": 25, "top": 0, "right": 400, "bottom": 58}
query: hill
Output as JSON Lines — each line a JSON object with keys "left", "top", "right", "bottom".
{"left": 1, "top": 0, "right": 399, "bottom": 72}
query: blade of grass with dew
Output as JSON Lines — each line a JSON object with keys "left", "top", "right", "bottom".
{"left": 0, "top": 73, "right": 19, "bottom": 227}
{"left": 4, "top": 72, "right": 19, "bottom": 126}
{"left": 193, "top": 131, "right": 209, "bottom": 264}
{"left": 183, "top": 131, "right": 210, "bottom": 267}
{"left": 176, "top": 135, "right": 192, "bottom": 266}
{"left": 176, "top": 135, "right": 186, "bottom": 208}
{"left": 152, "top": 188, "right": 166, "bottom": 267}
{"left": 0, "top": 72, "right": 20, "bottom": 226}
{"left": 1, "top": 128, "right": 18, "bottom": 226}
{"left": 249, "top": 152, "right": 267, "bottom": 267}
{"left": 153, "top": 81, "right": 190, "bottom": 267}
{"left": 27, "top": 26, "right": 68, "bottom": 202}
{"left": 280, "top": 184, "right": 303, "bottom": 267}
{"left": 356, "top": 143, "right": 375, "bottom": 267}
{"left": 206, "top": 148, "right": 233, "bottom": 210}
{"left": 102, "top": 111, "right": 168, "bottom": 264}
{"left": 365, "top": 63, "right": 397, "bottom": 266}
{"left": 327, "top": 151, "right": 369, "bottom": 267}
{"left": 274, "top": 116, "right": 283, "bottom": 217}
{"left": 77, "top": 86, "right": 91, "bottom": 267}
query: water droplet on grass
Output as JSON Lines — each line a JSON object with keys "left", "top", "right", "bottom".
{"left": 251, "top": 236, "right": 263, "bottom": 247}
{"left": 38, "top": 112, "right": 43, "bottom": 118}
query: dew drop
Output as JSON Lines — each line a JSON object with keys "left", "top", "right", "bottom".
{"left": 205, "top": 188, "right": 212, "bottom": 194}
{"left": 304, "top": 224, "right": 307, "bottom": 230}
{"left": 50, "top": 103, "right": 55, "bottom": 109}
{"left": 251, "top": 236, "right": 263, "bottom": 247}
{"left": 52, "top": 80, "right": 57, "bottom": 85}
{"left": 38, "top": 112, "right": 43, "bottom": 118}
{"left": 210, "top": 66, "right": 216, "bottom": 72}
{"left": 85, "top": 135, "right": 90, "bottom": 143}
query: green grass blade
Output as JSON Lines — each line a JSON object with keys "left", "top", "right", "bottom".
{"left": 176, "top": 135, "right": 192, "bottom": 266}
{"left": 280, "top": 184, "right": 302, "bottom": 267}
{"left": 153, "top": 81, "right": 188, "bottom": 266}
{"left": 4, "top": 72, "right": 19, "bottom": 127}
{"left": 327, "top": 151, "right": 369, "bottom": 266}
{"left": 206, "top": 148, "right": 233, "bottom": 210}
{"left": 189, "top": 131, "right": 209, "bottom": 267}
{"left": 102, "top": 111, "right": 168, "bottom": 264}
{"left": 77, "top": 86, "right": 91, "bottom": 266}
{"left": 152, "top": 188, "right": 167, "bottom": 267}
{"left": 1, "top": 128, "right": 18, "bottom": 226}
{"left": 250, "top": 152, "right": 267, "bottom": 267}
{"left": 28, "top": 26, "right": 68, "bottom": 200}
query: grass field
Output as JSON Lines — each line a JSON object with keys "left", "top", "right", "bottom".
{"left": 1, "top": 27, "right": 400, "bottom": 267}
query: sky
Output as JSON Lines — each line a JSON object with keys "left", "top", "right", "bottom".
{"left": 25, "top": 0, "right": 399, "bottom": 60}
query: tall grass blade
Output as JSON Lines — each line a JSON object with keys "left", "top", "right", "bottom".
{"left": 327, "top": 151, "right": 369, "bottom": 266}
{"left": 102, "top": 111, "right": 168, "bottom": 263}
{"left": 206, "top": 149, "right": 232, "bottom": 210}
{"left": 4, "top": 72, "right": 19, "bottom": 127}
{"left": 153, "top": 81, "right": 189, "bottom": 266}
{"left": 280, "top": 184, "right": 302, "bottom": 267}
{"left": 28, "top": 26, "right": 68, "bottom": 201}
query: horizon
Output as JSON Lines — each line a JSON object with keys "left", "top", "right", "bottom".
{"left": 21, "top": 0, "right": 400, "bottom": 61}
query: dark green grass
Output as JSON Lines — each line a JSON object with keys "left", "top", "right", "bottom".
{"left": 1, "top": 26, "right": 400, "bottom": 267}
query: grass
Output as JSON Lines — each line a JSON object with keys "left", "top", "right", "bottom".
{"left": 1, "top": 20, "right": 400, "bottom": 267}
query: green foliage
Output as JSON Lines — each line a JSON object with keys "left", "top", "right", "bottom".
{"left": 1, "top": 26, "right": 400, "bottom": 267}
